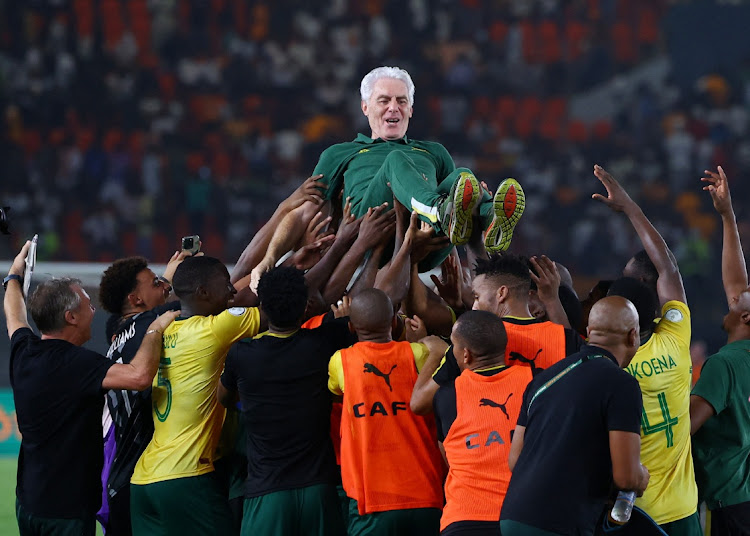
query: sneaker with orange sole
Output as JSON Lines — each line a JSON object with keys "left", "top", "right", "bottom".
{"left": 484, "top": 178, "right": 525, "bottom": 254}
{"left": 439, "top": 171, "right": 481, "bottom": 246}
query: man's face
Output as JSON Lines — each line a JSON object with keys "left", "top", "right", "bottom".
{"left": 527, "top": 289, "right": 548, "bottom": 321}
{"left": 723, "top": 287, "right": 750, "bottom": 332}
{"left": 205, "top": 267, "right": 237, "bottom": 316}
{"left": 450, "top": 326, "right": 468, "bottom": 371}
{"left": 472, "top": 275, "right": 500, "bottom": 316}
{"left": 72, "top": 284, "right": 96, "bottom": 341}
{"left": 361, "top": 77, "right": 413, "bottom": 141}
{"left": 132, "top": 268, "right": 169, "bottom": 310}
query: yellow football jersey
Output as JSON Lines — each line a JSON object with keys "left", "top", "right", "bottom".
{"left": 131, "top": 307, "right": 260, "bottom": 485}
{"left": 627, "top": 301, "right": 697, "bottom": 524}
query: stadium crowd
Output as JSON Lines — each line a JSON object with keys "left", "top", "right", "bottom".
{"left": 5, "top": 65, "right": 750, "bottom": 536}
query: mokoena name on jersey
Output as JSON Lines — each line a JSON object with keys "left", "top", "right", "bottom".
{"left": 626, "top": 355, "right": 679, "bottom": 379}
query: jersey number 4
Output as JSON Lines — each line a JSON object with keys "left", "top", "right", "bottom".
{"left": 154, "top": 357, "right": 172, "bottom": 422}
{"left": 641, "top": 391, "right": 677, "bottom": 448}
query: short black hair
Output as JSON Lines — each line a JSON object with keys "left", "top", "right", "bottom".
{"left": 99, "top": 257, "right": 149, "bottom": 315}
{"left": 29, "top": 277, "right": 82, "bottom": 333}
{"left": 257, "top": 266, "right": 309, "bottom": 329}
{"left": 454, "top": 310, "right": 507, "bottom": 357}
{"left": 172, "top": 256, "right": 225, "bottom": 299}
{"left": 626, "top": 250, "right": 658, "bottom": 289}
{"left": 474, "top": 252, "right": 531, "bottom": 297}
{"left": 350, "top": 288, "right": 394, "bottom": 332}
{"left": 607, "top": 276, "right": 659, "bottom": 333}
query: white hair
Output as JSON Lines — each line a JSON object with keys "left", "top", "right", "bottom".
{"left": 360, "top": 66, "right": 415, "bottom": 105}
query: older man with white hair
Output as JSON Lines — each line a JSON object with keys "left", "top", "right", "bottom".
{"left": 254, "top": 66, "right": 524, "bottom": 274}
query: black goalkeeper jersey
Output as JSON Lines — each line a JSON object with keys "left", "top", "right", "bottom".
{"left": 104, "top": 301, "right": 180, "bottom": 496}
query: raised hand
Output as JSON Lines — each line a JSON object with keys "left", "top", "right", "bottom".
{"left": 591, "top": 164, "right": 635, "bottom": 213}
{"left": 430, "top": 254, "right": 464, "bottom": 310}
{"left": 529, "top": 255, "right": 561, "bottom": 304}
{"left": 301, "top": 211, "right": 333, "bottom": 248}
{"left": 405, "top": 314, "right": 427, "bottom": 342}
{"left": 335, "top": 197, "right": 362, "bottom": 245}
{"left": 701, "top": 166, "right": 733, "bottom": 217}
{"left": 281, "top": 174, "right": 326, "bottom": 212}
{"left": 356, "top": 203, "right": 396, "bottom": 250}
{"left": 9, "top": 240, "right": 31, "bottom": 277}
{"left": 162, "top": 248, "right": 204, "bottom": 283}
{"left": 331, "top": 295, "right": 351, "bottom": 318}
{"left": 149, "top": 309, "right": 181, "bottom": 333}
{"left": 287, "top": 234, "right": 336, "bottom": 270}
{"left": 411, "top": 220, "right": 450, "bottom": 264}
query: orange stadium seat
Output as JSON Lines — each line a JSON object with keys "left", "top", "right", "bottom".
{"left": 151, "top": 232, "right": 169, "bottom": 259}
{"left": 121, "top": 231, "right": 138, "bottom": 256}
{"left": 521, "top": 21, "right": 541, "bottom": 63}
{"left": 519, "top": 97, "right": 543, "bottom": 122}
{"left": 22, "top": 130, "right": 41, "bottom": 157}
{"left": 565, "top": 20, "right": 588, "bottom": 61}
{"left": 189, "top": 95, "right": 228, "bottom": 124}
{"left": 592, "top": 120, "right": 613, "bottom": 139}
{"left": 544, "top": 97, "right": 567, "bottom": 120}
{"left": 567, "top": 120, "right": 588, "bottom": 143}
{"left": 495, "top": 96, "right": 516, "bottom": 127}
{"left": 489, "top": 21, "right": 508, "bottom": 43}
{"left": 539, "top": 20, "right": 562, "bottom": 64}
{"left": 103, "top": 129, "right": 123, "bottom": 152}
{"left": 100, "top": 0, "right": 126, "bottom": 49}
{"left": 612, "top": 21, "right": 636, "bottom": 64}
{"left": 637, "top": 6, "right": 660, "bottom": 46}
{"left": 73, "top": 0, "right": 94, "bottom": 37}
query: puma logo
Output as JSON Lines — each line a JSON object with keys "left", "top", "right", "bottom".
{"left": 479, "top": 393, "right": 513, "bottom": 420}
{"left": 364, "top": 363, "right": 397, "bottom": 391}
{"left": 509, "top": 348, "right": 543, "bottom": 373}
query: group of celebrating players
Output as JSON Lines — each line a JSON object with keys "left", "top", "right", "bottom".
{"left": 5, "top": 66, "right": 750, "bottom": 536}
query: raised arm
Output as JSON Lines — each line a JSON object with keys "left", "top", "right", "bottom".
{"left": 4, "top": 241, "right": 32, "bottom": 337}
{"left": 410, "top": 335, "right": 448, "bottom": 415}
{"left": 321, "top": 204, "right": 395, "bottom": 304}
{"left": 702, "top": 166, "right": 748, "bottom": 305}
{"left": 375, "top": 210, "right": 419, "bottom": 306}
{"left": 304, "top": 200, "right": 363, "bottom": 295}
{"left": 404, "top": 265, "right": 455, "bottom": 339}
{"left": 233, "top": 175, "right": 326, "bottom": 283}
{"left": 529, "top": 255, "right": 571, "bottom": 329}
{"left": 593, "top": 164, "right": 686, "bottom": 305}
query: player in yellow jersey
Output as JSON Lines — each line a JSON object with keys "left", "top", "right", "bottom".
{"left": 593, "top": 165, "right": 700, "bottom": 535}
{"left": 130, "top": 256, "right": 263, "bottom": 535}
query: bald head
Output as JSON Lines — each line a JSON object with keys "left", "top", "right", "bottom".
{"left": 588, "top": 296, "right": 639, "bottom": 335}
{"left": 350, "top": 289, "right": 394, "bottom": 332}
{"left": 586, "top": 296, "right": 640, "bottom": 367}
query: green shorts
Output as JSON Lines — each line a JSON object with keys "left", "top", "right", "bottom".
{"left": 242, "top": 483, "right": 345, "bottom": 536}
{"left": 347, "top": 498, "right": 441, "bottom": 536}
{"left": 659, "top": 511, "right": 702, "bottom": 536}
{"left": 130, "top": 472, "right": 234, "bottom": 535}
{"left": 16, "top": 499, "right": 95, "bottom": 536}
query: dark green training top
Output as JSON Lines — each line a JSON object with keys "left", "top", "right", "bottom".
{"left": 312, "top": 133, "right": 455, "bottom": 216}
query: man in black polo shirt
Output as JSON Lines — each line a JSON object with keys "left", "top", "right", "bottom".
{"left": 500, "top": 296, "right": 649, "bottom": 536}
{"left": 4, "top": 241, "right": 178, "bottom": 536}
{"left": 218, "top": 266, "right": 356, "bottom": 536}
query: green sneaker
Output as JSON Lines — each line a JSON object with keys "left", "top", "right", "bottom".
{"left": 484, "top": 178, "right": 525, "bottom": 253}
{"left": 438, "top": 171, "right": 481, "bottom": 246}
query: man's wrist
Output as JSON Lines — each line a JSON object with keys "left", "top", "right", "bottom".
{"left": 3, "top": 274, "right": 23, "bottom": 290}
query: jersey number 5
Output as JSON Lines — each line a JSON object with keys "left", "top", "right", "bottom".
{"left": 641, "top": 391, "right": 677, "bottom": 448}
{"left": 154, "top": 357, "right": 172, "bottom": 422}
